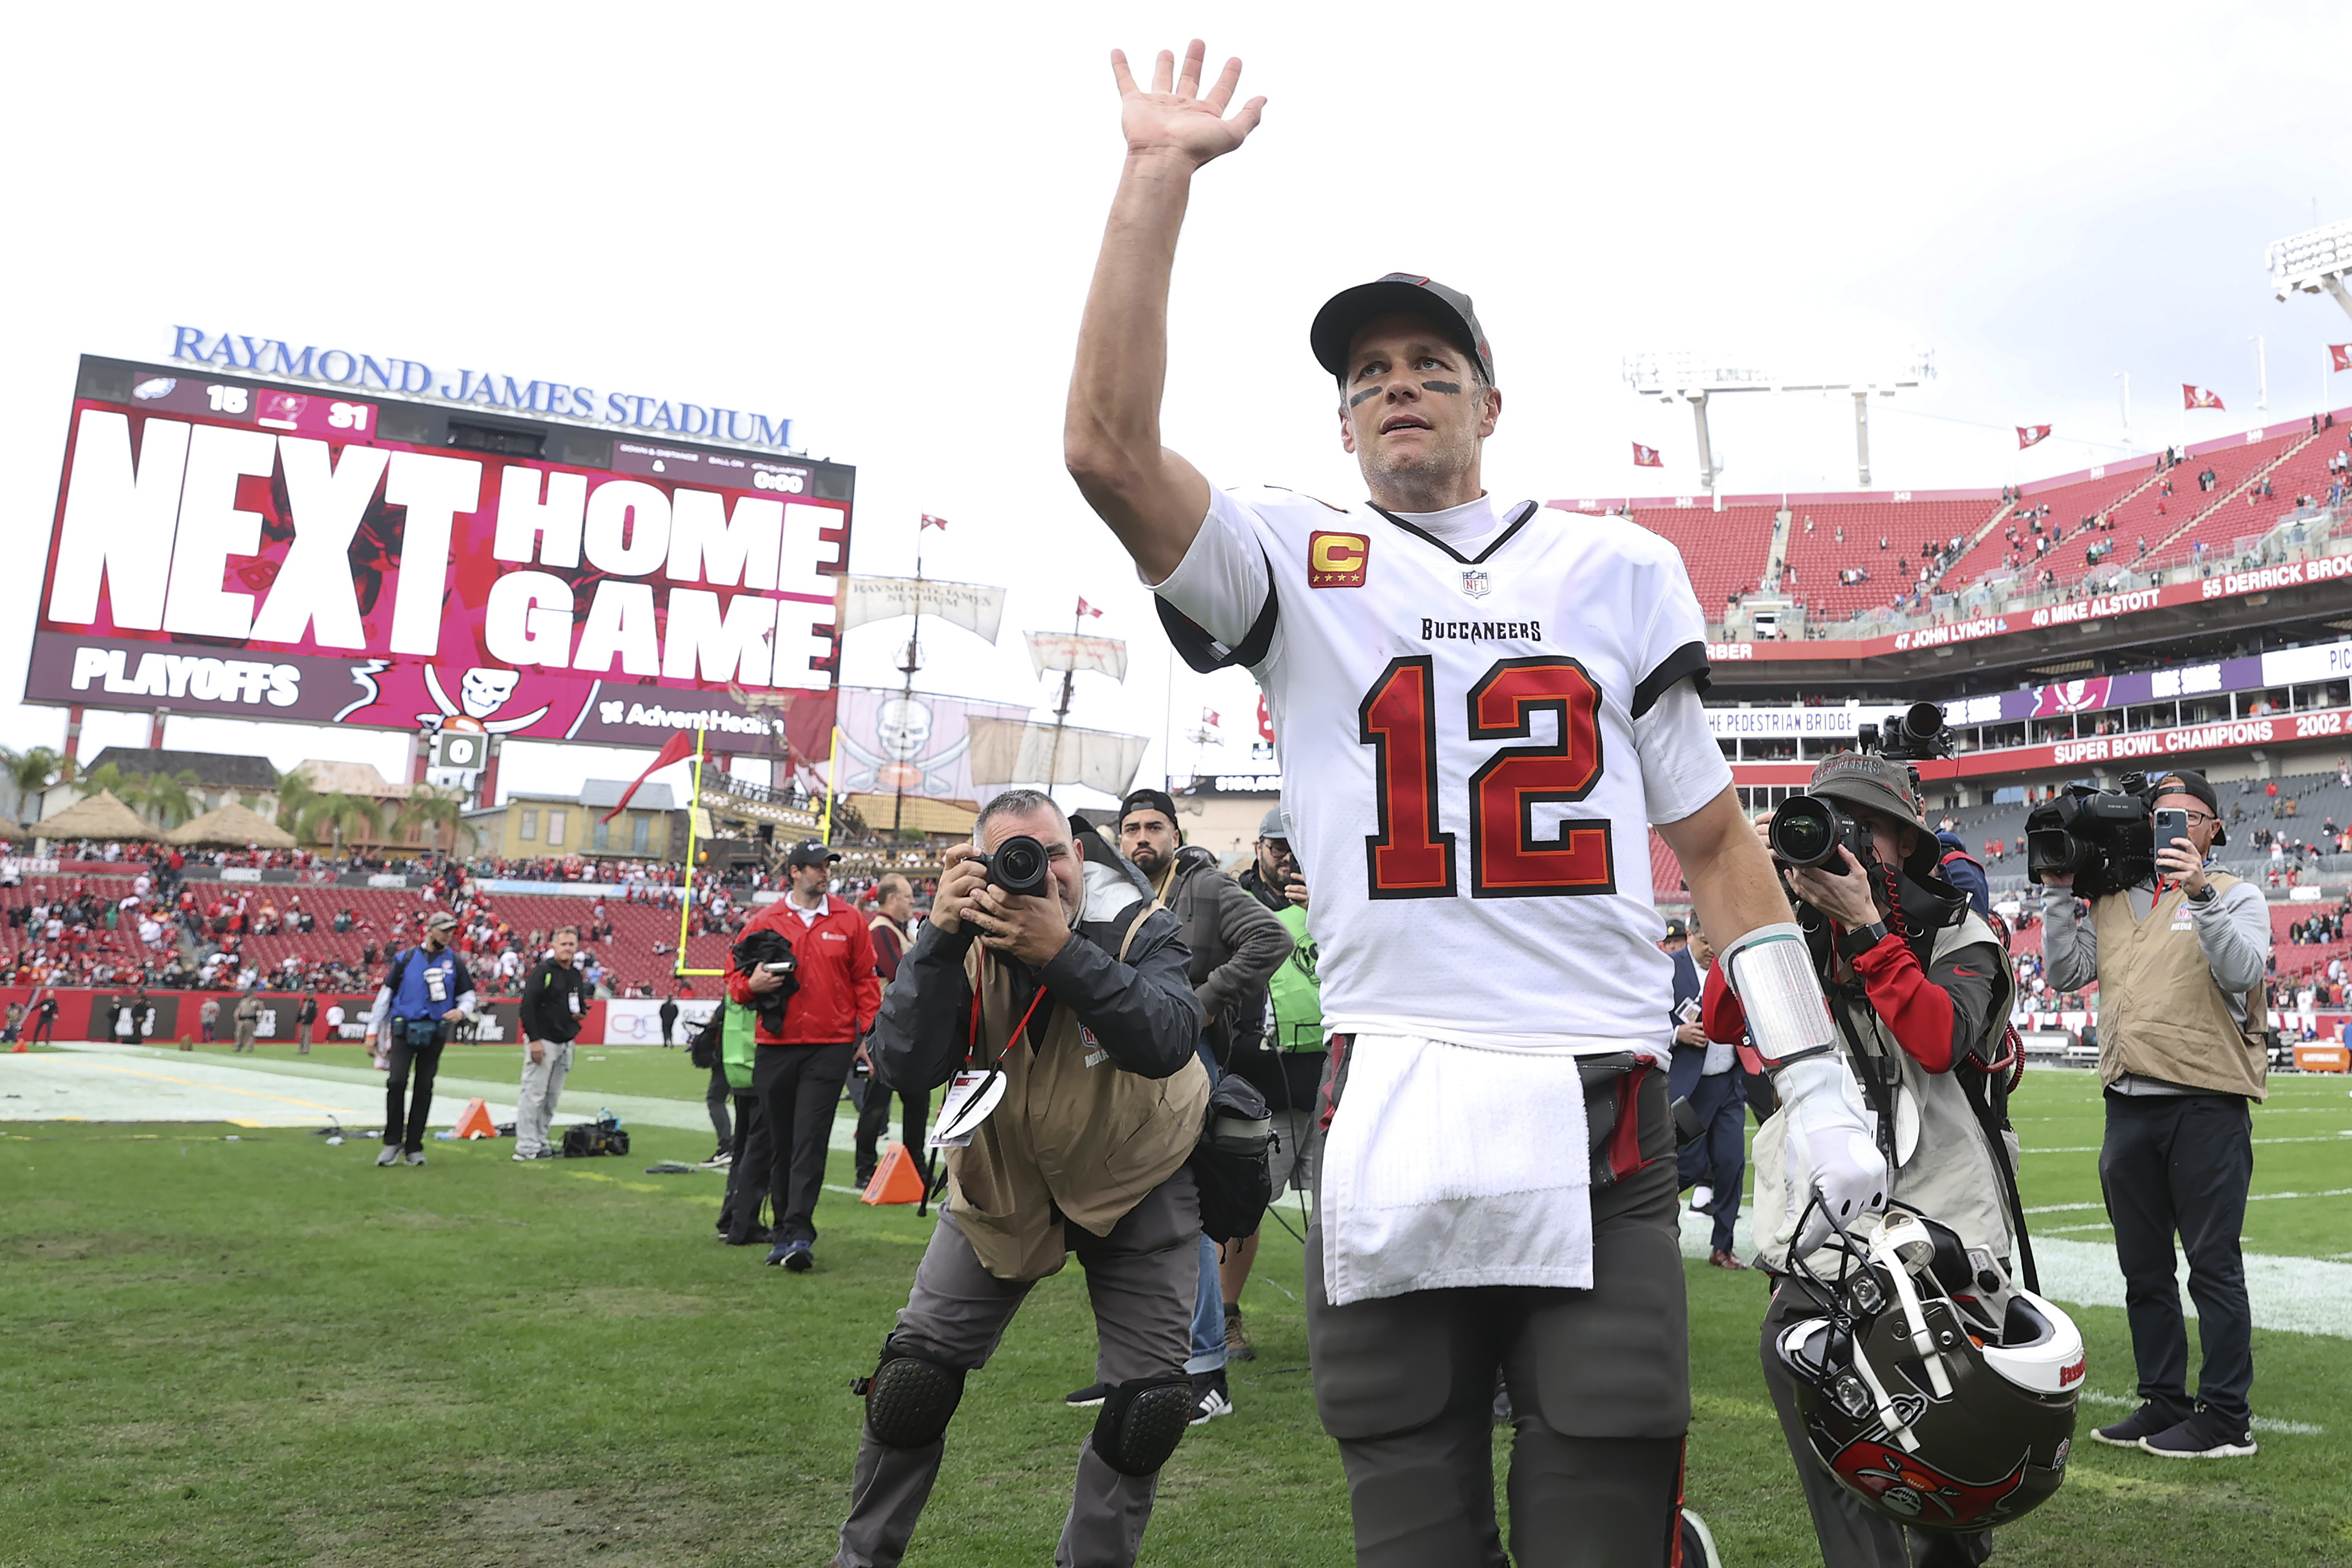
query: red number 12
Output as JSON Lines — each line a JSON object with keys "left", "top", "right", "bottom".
{"left": 1357, "top": 655, "right": 1616, "bottom": 900}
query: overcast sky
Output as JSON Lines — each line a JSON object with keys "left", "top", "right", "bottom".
{"left": 4, "top": 1, "right": 2350, "bottom": 811}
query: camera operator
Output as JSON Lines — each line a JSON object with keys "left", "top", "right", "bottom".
{"left": 726, "top": 841, "right": 881, "bottom": 1273}
{"left": 833, "top": 790, "right": 1206, "bottom": 1568}
{"left": 2040, "top": 768, "right": 2269, "bottom": 1459}
{"left": 1704, "top": 753, "right": 2020, "bottom": 1568}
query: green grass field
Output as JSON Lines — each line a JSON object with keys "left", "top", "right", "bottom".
{"left": 3, "top": 1060, "right": 2348, "bottom": 1567}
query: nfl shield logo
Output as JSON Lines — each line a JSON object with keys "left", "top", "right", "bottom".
{"left": 1461, "top": 570, "right": 1491, "bottom": 599}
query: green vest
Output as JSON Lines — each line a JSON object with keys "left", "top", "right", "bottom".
{"left": 721, "top": 1001, "right": 759, "bottom": 1091}
{"left": 1266, "top": 904, "right": 1324, "bottom": 1052}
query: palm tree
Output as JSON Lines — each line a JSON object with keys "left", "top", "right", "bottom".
{"left": 120, "top": 769, "right": 202, "bottom": 829}
{"left": 77, "top": 760, "right": 125, "bottom": 801}
{"left": 276, "top": 768, "right": 321, "bottom": 837}
{"left": 395, "top": 784, "right": 475, "bottom": 854}
{"left": 0, "top": 746, "right": 62, "bottom": 830}
{"left": 302, "top": 791, "right": 385, "bottom": 851}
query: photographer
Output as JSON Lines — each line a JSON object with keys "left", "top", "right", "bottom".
{"left": 834, "top": 790, "right": 1206, "bottom": 1568}
{"left": 2041, "top": 769, "right": 2269, "bottom": 1459}
{"left": 725, "top": 841, "right": 881, "bottom": 1273}
{"left": 1703, "top": 753, "right": 2020, "bottom": 1568}
{"left": 362, "top": 912, "right": 474, "bottom": 1168}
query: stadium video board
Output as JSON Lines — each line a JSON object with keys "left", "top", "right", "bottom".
{"left": 26, "top": 356, "right": 851, "bottom": 750}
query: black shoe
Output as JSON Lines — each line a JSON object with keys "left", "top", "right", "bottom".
{"left": 2092, "top": 1403, "right": 2182, "bottom": 1448}
{"left": 781, "top": 1240, "right": 814, "bottom": 1273}
{"left": 1189, "top": 1369, "right": 1233, "bottom": 1425}
{"left": 854, "top": 1168, "right": 876, "bottom": 1190}
{"left": 2141, "top": 1408, "right": 2258, "bottom": 1458}
{"left": 1065, "top": 1383, "right": 1108, "bottom": 1408}
{"left": 723, "top": 1226, "right": 773, "bottom": 1247}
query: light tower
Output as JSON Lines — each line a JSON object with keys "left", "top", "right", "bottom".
{"left": 2268, "top": 217, "right": 2352, "bottom": 321}
{"left": 1622, "top": 348, "right": 1935, "bottom": 503}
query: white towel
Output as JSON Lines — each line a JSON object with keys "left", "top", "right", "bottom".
{"left": 1319, "top": 1034, "right": 1593, "bottom": 1306}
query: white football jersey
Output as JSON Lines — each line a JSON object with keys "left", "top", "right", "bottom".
{"left": 1155, "top": 487, "right": 1730, "bottom": 1055}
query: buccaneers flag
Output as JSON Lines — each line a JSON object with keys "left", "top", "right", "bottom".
{"left": 2331, "top": 344, "right": 2351, "bottom": 373}
{"left": 920, "top": 513, "right": 949, "bottom": 530}
{"left": 1632, "top": 442, "right": 1663, "bottom": 467}
{"left": 1077, "top": 596, "right": 1104, "bottom": 618}
{"left": 2182, "top": 385, "right": 2225, "bottom": 410}
{"left": 2017, "top": 424, "right": 2052, "bottom": 449}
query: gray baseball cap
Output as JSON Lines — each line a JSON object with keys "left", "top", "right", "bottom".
{"left": 1259, "top": 805, "right": 1291, "bottom": 839}
{"left": 1311, "top": 274, "right": 1495, "bottom": 386}
{"left": 1807, "top": 752, "right": 1929, "bottom": 832}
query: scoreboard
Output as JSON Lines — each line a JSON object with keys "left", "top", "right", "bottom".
{"left": 27, "top": 356, "right": 851, "bottom": 756}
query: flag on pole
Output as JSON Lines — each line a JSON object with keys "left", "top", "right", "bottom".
{"left": 1077, "top": 596, "right": 1104, "bottom": 618}
{"left": 1201, "top": 707, "right": 1221, "bottom": 729}
{"left": 1632, "top": 442, "right": 1663, "bottom": 468}
{"left": 606, "top": 731, "right": 698, "bottom": 822}
{"left": 2331, "top": 345, "right": 2351, "bottom": 373}
{"left": 920, "top": 513, "right": 949, "bottom": 530}
{"left": 2182, "top": 385, "right": 2225, "bottom": 410}
{"left": 2017, "top": 424, "right": 2052, "bottom": 449}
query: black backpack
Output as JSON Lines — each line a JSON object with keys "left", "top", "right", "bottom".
{"left": 686, "top": 1009, "right": 724, "bottom": 1070}
{"left": 1188, "top": 1074, "right": 1275, "bottom": 1243}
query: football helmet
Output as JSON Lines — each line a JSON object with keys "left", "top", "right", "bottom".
{"left": 1774, "top": 1205, "right": 2083, "bottom": 1533}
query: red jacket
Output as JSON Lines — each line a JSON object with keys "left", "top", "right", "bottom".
{"left": 726, "top": 894, "right": 882, "bottom": 1045}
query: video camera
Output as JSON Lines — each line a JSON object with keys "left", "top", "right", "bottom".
{"left": 1765, "top": 702, "right": 1953, "bottom": 870}
{"left": 2025, "top": 772, "right": 2157, "bottom": 899}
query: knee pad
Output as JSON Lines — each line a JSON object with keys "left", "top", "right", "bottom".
{"left": 856, "top": 1339, "right": 965, "bottom": 1449}
{"left": 1089, "top": 1374, "right": 1193, "bottom": 1477}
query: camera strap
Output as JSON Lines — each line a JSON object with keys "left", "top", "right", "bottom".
{"left": 1826, "top": 986, "right": 1901, "bottom": 1178}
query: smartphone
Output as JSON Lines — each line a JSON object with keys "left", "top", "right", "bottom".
{"left": 2154, "top": 807, "right": 2188, "bottom": 846}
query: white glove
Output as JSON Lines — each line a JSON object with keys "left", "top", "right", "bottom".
{"left": 1776, "top": 1054, "right": 1889, "bottom": 1253}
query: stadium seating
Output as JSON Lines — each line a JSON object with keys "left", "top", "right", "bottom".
{"left": 1778, "top": 500, "right": 2005, "bottom": 620}
{"left": 1622, "top": 504, "right": 1779, "bottom": 614}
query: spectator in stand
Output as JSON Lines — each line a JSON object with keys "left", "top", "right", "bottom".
{"left": 514, "top": 927, "right": 589, "bottom": 1163}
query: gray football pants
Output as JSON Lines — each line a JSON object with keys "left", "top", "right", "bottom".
{"left": 1761, "top": 1283, "right": 1992, "bottom": 1567}
{"left": 1305, "top": 1057, "right": 1690, "bottom": 1568}
{"left": 836, "top": 1168, "right": 1200, "bottom": 1568}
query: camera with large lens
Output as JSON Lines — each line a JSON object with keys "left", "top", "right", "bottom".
{"left": 2024, "top": 772, "right": 2155, "bottom": 899}
{"left": 1768, "top": 794, "right": 1874, "bottom": 870}
{"left": 975, "top": 833, "right": 1051, "bottom": 899}
{"left": 1861, "top": 701, "right": 1953, "bottom": 763}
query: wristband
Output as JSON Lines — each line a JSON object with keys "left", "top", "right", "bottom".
{"left": 1837, "top": 921, "right": 1890, "bottom": 964}
{"left": 1720, "top": 921, "right": 1838, "bottom": 1071}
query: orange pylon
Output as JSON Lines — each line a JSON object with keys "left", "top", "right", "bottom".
{"left": 452, "top": 1098, "right": 498, "bottom": 1140}
{"left": 861, "top": 1143, "right": 930, "bottom": 1205}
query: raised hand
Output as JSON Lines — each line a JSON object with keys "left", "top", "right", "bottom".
{"left": 1110, "top": 39, "right": 1266, "bottom": 167}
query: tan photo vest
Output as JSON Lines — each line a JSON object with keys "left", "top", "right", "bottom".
{"left": 2089, "top": 872, "right": 2269, "bottom": 1102}
{"left": 945, "top": 911, "right": 1210, "bottom": 1282}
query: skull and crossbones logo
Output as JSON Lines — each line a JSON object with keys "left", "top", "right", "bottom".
{"left": 417, "top": 666, "right": 551, "bottom": 734}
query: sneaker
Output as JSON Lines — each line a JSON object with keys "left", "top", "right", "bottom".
{"left": 1189, "top": 1369, "right": 1233, "bottom": 1425}
{"left": 511, "top": 1151, "right": 535, "bottom": 1163}
{"left": 375, "top": 1144, "right": 401, "bottom": 1166}
{"left": 707, "top": 1148, "right": 733, "bottom": 1167}
{"left": 1679, "top": 1509, "right": 1724, "bottom": 1568}
{"left": 533, "top": 1149, "right": 556, "bottom": 1160}
{"left": 1223, "top": 1304, "right": 1256, "bottom": 1361}
{"left": 2092, "top": 1403, "right": 2181, "bottom": 1448}
{"left": 2141, "top": 1408, "right": 2258, "bottom": 1459}
{"left": 782, "top": 1239, "right": 814, "bottom": 1273}
{"left": 1065, "top": 1383, "right": 1108, "bottom": 1408}
{"left": 403, "top": 1150, "right": 426, "bottom": 1166}
{"left": 854, "top": 1168, "right": 876, "bottom": 1191}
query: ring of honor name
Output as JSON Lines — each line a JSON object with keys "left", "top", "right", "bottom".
{"left": 1421, "top": 618, "right": 1544, "bottom": 641}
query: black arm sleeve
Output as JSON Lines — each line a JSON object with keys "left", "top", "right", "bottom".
{"left": 1035, "top": 908, "right": 1207, "bottom": 1079}
{"left": 868, "top": 920, "right": 980, "bottom": 1093}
